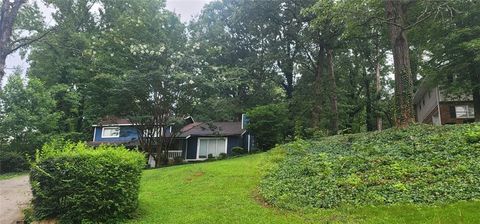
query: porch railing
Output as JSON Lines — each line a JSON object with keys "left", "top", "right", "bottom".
{"left": 166, "top": 150, "right": 183, "bottom": 159}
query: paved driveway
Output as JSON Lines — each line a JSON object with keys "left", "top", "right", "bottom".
{"left": 0, "top": 175, "right": 32, "bottom": 224}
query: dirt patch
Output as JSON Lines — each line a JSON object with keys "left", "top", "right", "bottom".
{"left": 185, "top": 171, "right": 205, "bottom": 183}
{"left": 251, "top": 187, "right": 272, "bottom": 208}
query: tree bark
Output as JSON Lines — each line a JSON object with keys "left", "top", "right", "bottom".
{"left": 375, "top": 62, "right": 383, "bottom": 130}
{"left": 0, "top": 0, "right": 26, "bottom": 87}
{"left": 385, "top": 0, "right": 414, "bottom": 127}
{"left": 278, "top": 44, "right": 296, "bottom": 99}
{"left": 0, "top": 56, "right": 5, "bottom": 85}
{"left": 312, "top": 42, "right": 325, "bottom": 129}
{"left": 284, "top": 70, "right": 294, "bottom": 99}
{"left": 473, "top": 71, "right": 480, "bottom": 122}
{"left": 327, "top": 49, "right": 338, "bottom": 134}
{"left": 364, "top": 68, "right": 374, "bottom": 131}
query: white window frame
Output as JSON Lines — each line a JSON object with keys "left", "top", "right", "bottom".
{"left": 455, "top": 105, "right": 475, "bottom": 119}
{"left": 101, "top": 127, "right": 120, "bottom": 138}
{"left": 196, "top": 137, "right": 228, "bottom": 160}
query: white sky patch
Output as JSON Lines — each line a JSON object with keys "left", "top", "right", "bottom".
{"left": 166, "top": 0, "right": 213, "bottom": 23}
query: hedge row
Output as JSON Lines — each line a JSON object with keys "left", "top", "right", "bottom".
{"left": 260, "top": 124, "right": 480, "bottom": 209}
{"left": 30, "top": 142, "right": 145, "bottom": 223}
{"left": 0, "top": 151, "right": 29, "bottom": 174}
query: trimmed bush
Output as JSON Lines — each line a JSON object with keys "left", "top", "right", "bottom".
{"left": 30, "top": 142, "right": 145, "bottom": 223}
{"left": 231, "top": 146, "right": 246, "bottom": 155}
{"left": 217, "top": 153, "right": 228, "bottom": 160}
{"left": 260, "top": 124, "right": 480, "bottom": 209}
{"left": 173, "top": 156, "right": 184, "bottom": 165}
{"left": 0, "top": 151, "right": 29, "bottom": 173}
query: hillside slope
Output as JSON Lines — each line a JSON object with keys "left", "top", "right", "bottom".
{"left": 260, "top": 124, "right": 480, "bottom": 210}
{"left": 127, "top": 124, "right": 480, "bottom": 223}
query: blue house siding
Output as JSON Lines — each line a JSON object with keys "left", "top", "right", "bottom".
{"left": 92, "top": 126, "right": 251, "bottom": 160}
{"left": 227, "top": 136, "right": 242, "bottom": 154}
{"left": 242, "top": 134, "right": 248, "bottom": 151}
{"left": 93, "top": 126, "right": 139, "bottom": 143}
{"left": 241, "top": 133, "right": 255, "bottom": 152}
{"left": 186, "top": 137, "right": 198, "bottom": 160}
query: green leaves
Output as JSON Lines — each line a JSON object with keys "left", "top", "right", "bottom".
{"left": 30, "top": 142, "right": 145, "bottom": 223}
{"left": 0, "top": 74, "right": 61, "bottom": 154}
{"left": 260, "top": 123, "right": 480, "bottom": 209}
{"left": 247, "top": 103, "right": 292, "bottom": 150}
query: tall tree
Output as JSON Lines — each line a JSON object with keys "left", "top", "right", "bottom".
{"left": 384, "top": 0, "right": 450, "bottom": 126}
{"left": 188, "top": 0, "right": 283, "bottom": 121}
{"left": 0, "top": 73, "right": 60, "bottom": 153}
{"left": 384, "top": 0, "right": 414, "bottom": 127}
{"left": 0, "top": 0, "right": 44, "bottom": 87}
{"left": 305, "top": 0, "right": 344, "bottom": 133}
{"left": 28, "top": 0, "right": 98, "bottom": 139}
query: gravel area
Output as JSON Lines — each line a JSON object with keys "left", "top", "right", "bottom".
{"left": 0, "top": 175, "right": 32, "bottom": 224}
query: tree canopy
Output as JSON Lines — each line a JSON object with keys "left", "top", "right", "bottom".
{"left": 0, "top": 0, "right": 478, "bottom": 154}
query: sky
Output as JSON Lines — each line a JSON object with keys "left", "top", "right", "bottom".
{"left": 3, "top": 0, "right": 213, "bottom": 82}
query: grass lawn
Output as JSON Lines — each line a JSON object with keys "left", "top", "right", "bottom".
{"left": 127, "top": 153, "right": 480, "bottom": 224}
{"left": 0, "top": 171, "right": 27, "bottom": 180}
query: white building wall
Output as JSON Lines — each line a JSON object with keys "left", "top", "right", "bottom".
{"left": 416, "top": 87, "right": 439, "bottom": 122}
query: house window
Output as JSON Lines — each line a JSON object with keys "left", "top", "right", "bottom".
{"left": 455, "top": 105, "right": 475, "bottom": 118}
{"left": 198, "top": 138, "right": 226, "bottom": 159}
{"left": 102, "top": 127, "right": 120, "bottom": 138}
{"left": 449, "top": 106, "right": 456, "bottom": 118}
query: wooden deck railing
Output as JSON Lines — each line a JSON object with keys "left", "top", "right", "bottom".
{"left": 166, "top": 150, "right": 183, "bottom": 159}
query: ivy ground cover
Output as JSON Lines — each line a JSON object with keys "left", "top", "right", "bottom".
{"left": 260, "top": 124, "right": 480, "bottom": 210}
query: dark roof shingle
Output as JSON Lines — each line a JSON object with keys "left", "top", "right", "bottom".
{"left": 178, "top": 122, "right": 245, "bottom": 137}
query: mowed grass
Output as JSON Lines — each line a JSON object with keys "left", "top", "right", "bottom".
{"left": 0, "top": 171, "right": 27, "bottom": 180}
{"left": 127, "top": 153, "right": 480, "bottom": 224}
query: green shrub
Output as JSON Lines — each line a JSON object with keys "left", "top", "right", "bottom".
{"left": 30, "top": 142, "right": 145, "bottom": 223}
{"left": 465, "top": 125, "right": 480, "bottom": 143}
{"left": 0, "top": 151, "right": 29, "bottom": 173}
{"left": 260, "top": 124, "right": 480, "bottom": 209}
{"left": 231, "top": 146, "right": 246, "bottom": 155}
{"left": 217, "top": 153, "right": 228, "bottom": 160}
{"left": 173, "top": 156, "right": 184, "bottom": 164}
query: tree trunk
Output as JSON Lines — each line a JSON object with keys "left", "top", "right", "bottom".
{"left": 364, "top": 69, "right": 374, "bottom": 131}
{"left": 284, "top": 70, "right": 294, "bottom": 99}
{"left": 385, "top": 0, "right": 414, "bottom": 127}
{"left": 0, "top": 0, "right": 26, "bottom": 88}
{"left": 76, "top": 95, "right": 85, "bottom": 132}
{"left": 0, "top": 55, "right": 5, "bottom": 86}
{"left": 375, "top": 62, "right": 383, "bottom": 130}
{"left": 312, "top": 43, "right": 325, "bottom": 129}
{"left": 327, "top": 49, "right": 339, "bottom": 134}
{"left": 278, "top": 42, "right": 296, "bottom": 99}
{"left": 473, "top": 71, "right": 480, "bottom": 122}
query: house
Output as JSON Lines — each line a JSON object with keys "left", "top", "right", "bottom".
{"left": 413, "top": 81, "right": 476, "bottom": 125}
{"left": 90, "top": 116, "right": 255, "bottom": 162}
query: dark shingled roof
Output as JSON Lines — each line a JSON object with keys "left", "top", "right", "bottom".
{"left": 178, "top": 122, "right": 245, "bottom": 137}
{"left": 95, "top": 116, "right": 133, "bottom": 126}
